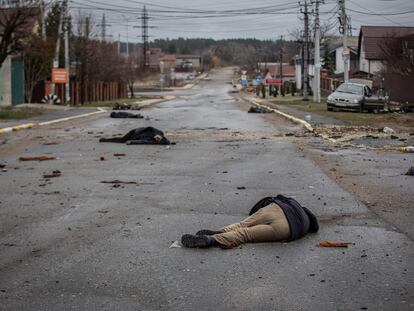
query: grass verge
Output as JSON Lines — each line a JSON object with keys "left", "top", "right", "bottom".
{"left": 0, "top": 107, "right": 43, "bottom": 120}
{"left": 82, "top": 96, "right": 157, "bottom": 108}
{"left": 269, "top": 98, "right": 414, "bottom": 129}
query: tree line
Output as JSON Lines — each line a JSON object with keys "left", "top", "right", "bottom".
{"left": 150, "top": 37, "right": 301, "bottom": 70}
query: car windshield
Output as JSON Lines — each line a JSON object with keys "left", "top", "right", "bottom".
{"left": 336, "top": 83, "right": 364, "bottom": 95}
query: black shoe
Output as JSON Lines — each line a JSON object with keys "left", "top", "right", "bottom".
{"left": 181, "top": 234, "right": 214, "bottom": 248}
{"left": 195, "top": 229, "right": 224, "bottom": 236}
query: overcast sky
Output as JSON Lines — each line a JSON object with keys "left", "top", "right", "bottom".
{"left": 67, "top": 0, "right": 414, "bottom": 42}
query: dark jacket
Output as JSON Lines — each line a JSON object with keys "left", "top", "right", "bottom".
{"left": 99, "top": 126, "right": 170, "bottom": 145}
{"left": 249, "top": 195, "right": 319, "bottom": 241}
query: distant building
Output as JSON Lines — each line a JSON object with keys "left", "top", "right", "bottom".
{"left": 358, "top": 26, "right": 414, "bottom": 74}
{"left": 175, "top": 55, "right": 202, "bottom": 69}
{"left": 266, "top": 64, "right": 296, "bottom": 82}
{"left": 327, "top": 36, "right": 359, "bottom": 74}
{"left": 159, "top": 54, "right": 176, "bottom": 70}
{"left": 147, "top": 48, "right": 163, "bottom": 69}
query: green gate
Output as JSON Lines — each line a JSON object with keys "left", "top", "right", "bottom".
{"left": 11, "top": 59, "right": 24, "bottom": 105}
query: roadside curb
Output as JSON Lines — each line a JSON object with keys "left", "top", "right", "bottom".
{"left": 37, "top": 108, "right": 106, "bottom": 127}
{"left": 249, "top": 97, "right": 410, "bottom": 152}
{"left": 136, "top": 96, "right": 176, "bottom": 108}
{"left": 0, "top": 109, "right": 106, "bottom": 135}
{"left": 0, "top": 95, "right": 177, "bottom": 135}
{"left": 250, "top": 98, "right": 314, "bottom": 132}
{"left": 0, "top": 123, "right": 34, "bottom": 134}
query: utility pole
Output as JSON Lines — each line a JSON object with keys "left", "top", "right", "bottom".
{"left": 312, "top": 0, "right": 323, "bottom": 103}
{"left": 63, "top": 0, "right": 70, "bottom": 104}
{"left": 133, "top": 6, "right": 155, "bottom": 68}
{"left": 126, "top": 18, "right": 130, "bottom": 57}
{"left": 121, "top": 15, "right": 131, "bottom": 56}
{"left": 40, "top": 0, "right": 46, "bottom": 41}
{"left": 101, "top": 13, "right": 106, "bottom": 41}
{"left": 339, "top": 0, "right": 349, "bottom": 82}
{"left": 117, "top": 33, "right": 121, "bottom": 55}
{"left": 142, "top": 5, "right": 149, "bottom": 68}
{"left": 97, "top": 13, "right": 112, "bottom": 42}
{"left": 279, "top": 35, "right": 283, "bottom": 95}
{"left": 300, "top": 1, "right": 310, "bottom": 101}
{"left": 52, "top": 0, "right": 64, "bottom": 96}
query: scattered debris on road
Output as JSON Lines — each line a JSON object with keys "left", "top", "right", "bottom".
{"left": 114, "top": 153, "right": 126, "bottom": 157}
{"left": 43, "top": 170, "right": 62, "bottom": 179}
{"left": 113, "top": 103, "right": 141, "bottom": 110}
{"left": 19, "top": 156, "right": 56, "bottom": 161}
{"left": 169, "top": 241, "right": 182, "bottom": 248}
{"left": 42, "top": 141, "right": 59, "bottom": 145}
{"left": 383, "top": 126, "right": 395, "bottom": 133}
{"left": 100, "top": 127, "right": 172, "bottom": 145}
{"left": 101, "top": 180, "right": 139, "bottom": 184}
{"left": 318, "top": 241, "right": 353, "bottom": 248}
{"left": 110, "top": 112, "right": 144, "bottom": 119}
{"left": 100, "top": 156, "right": 106, "bottom": 161}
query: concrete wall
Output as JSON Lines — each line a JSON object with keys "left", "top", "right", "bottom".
{"left": 0, "top": 57, "right": 12, "bottom": 106}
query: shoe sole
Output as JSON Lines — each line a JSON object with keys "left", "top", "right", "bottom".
{"left": 181, "top": 234, "right": 210, "bottom": 248}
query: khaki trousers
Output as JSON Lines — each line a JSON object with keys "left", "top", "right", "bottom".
{"left": 213, "top": 203, "right": 291, "bottom": 248}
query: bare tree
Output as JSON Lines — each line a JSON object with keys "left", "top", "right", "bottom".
{"left": 72, "top": 12, "right": 139, "bottom": 103}
{"left": 121, "top": 55, "right": 140, "bottom": 98}
{"left": 381, "top": 33, "right": 414, "bottom": 76}
{"left": 0, "top": 1, "right": 40, "bottom": 68}
{"left": 23, "top": 34, "right": 52, "bottom": 102}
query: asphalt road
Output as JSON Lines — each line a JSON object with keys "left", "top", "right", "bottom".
{"left": 0, "top": 68, "right": 413, "bottom": 311}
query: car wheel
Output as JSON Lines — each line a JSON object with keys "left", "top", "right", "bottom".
{"left": 327, "top": 106, "right": 333, "bottom": 111}
{"left": 358, "top": 103, "right": 364, "bottom": 113}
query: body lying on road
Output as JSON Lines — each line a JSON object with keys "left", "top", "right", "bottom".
{"left": 182, "top": 195, "right": 319, "bottom": 249}
{"left": 110, "top": 111, "right": 144, "bottom": 119}
{"left": 99, "top": 126, "right": 171, "bottom": 145}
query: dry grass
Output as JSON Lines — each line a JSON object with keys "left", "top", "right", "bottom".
{"left": 82, "top": 96, "right": 155, "bottom": 108}
{"left": 274, "top": 99, "right": 414, "bottom": 131}
{"left": 0, "top": 107, "right": 43, "bottom": 120}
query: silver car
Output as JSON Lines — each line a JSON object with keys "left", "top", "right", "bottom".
{"left": 327, "top": 82, "right": 386, "bottom": 112}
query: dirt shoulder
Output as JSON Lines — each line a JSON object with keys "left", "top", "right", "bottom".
{"left": 299, "top": 137, "right": 414, "bottom": 240}
{"left": 239, "top": 92, "right": 414, "bottom": 240}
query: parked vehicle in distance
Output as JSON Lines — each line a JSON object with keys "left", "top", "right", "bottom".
{"left": 326, "top": 82, "right": 388, "bottom": 112}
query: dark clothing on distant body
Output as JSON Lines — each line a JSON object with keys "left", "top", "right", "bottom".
{"left": 249, "top": 195, "right": 319, "bottom": 241}
{"left": 248, "top": 106, "right": 272, "bottom": 113}
{"left": 110, "top": 111, "right": 143, "bottom": 119}
{"left": 99, "top": 126, "right": 171, "bottom": 145}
